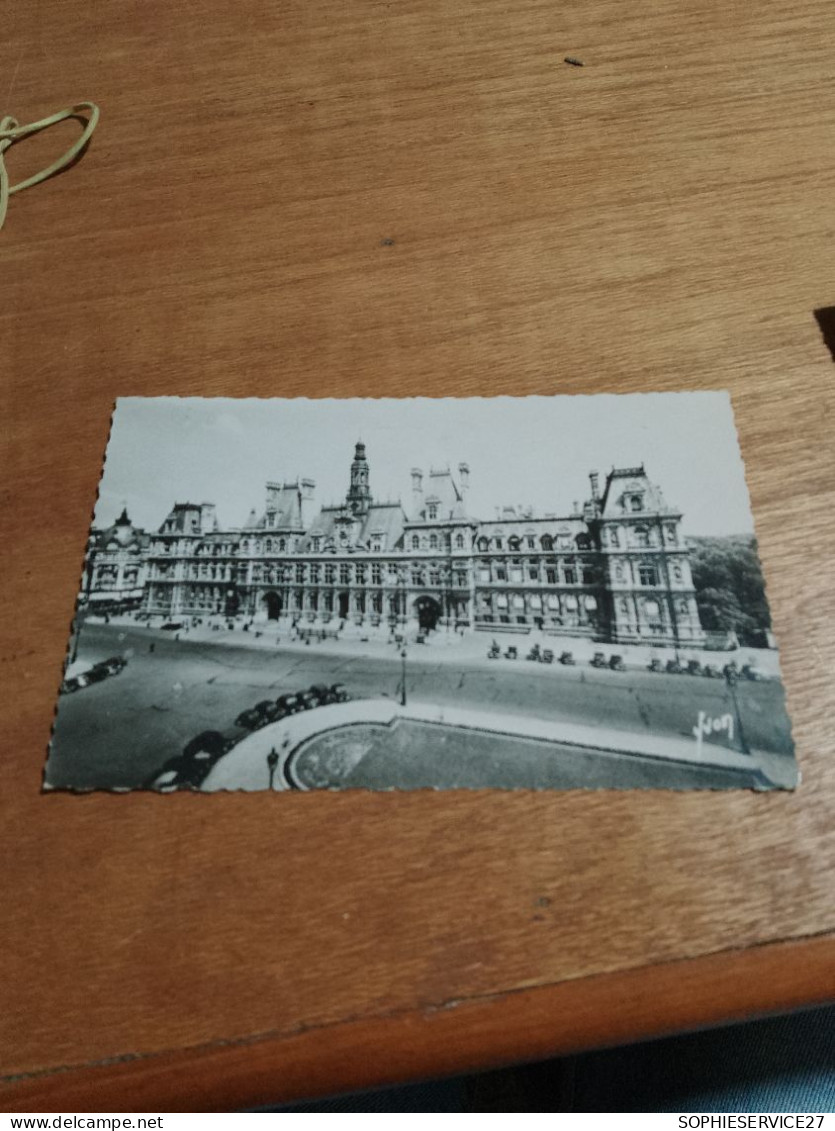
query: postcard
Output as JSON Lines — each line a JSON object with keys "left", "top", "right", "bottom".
{"left": 45, "top": 394, "right": 797, "bottom": 792}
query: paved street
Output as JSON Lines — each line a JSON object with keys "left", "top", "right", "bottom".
{"left": 46, "top": 622, "right": 796, "bottom": 790}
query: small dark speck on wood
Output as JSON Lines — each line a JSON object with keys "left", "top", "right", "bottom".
{"left": 380, "top": 238, "right": 395, "bottom": 247}
{"left": 564, "top": 56, "right": 584, "bottom": 67}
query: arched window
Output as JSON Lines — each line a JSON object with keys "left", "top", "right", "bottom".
{"left": 455, "top": 533, "right": 465, "bottom": 549}
{"left": 634, "top": 527, "right": 650, "bottom": 548}
{"left": 265, "top": 539, "right": 272, "bottom": 553}
{"left": 508, "top": 536, "right": 521, "bottom": 551}
{"left": 278, "top": 537, "right": 286, "bottom": 551}
{"left": 428, "top": 503, "right": 438, "bottom": 520}
{"left": 630, "top": 494, "right": 644, "bottom": 512}
{"left": 477, "top": 537, "right": 489, "bottom": 552}
{"left": 429, "top": 534, "right": 438, "bottom": 550}
{"left": 412, "top": 535, "right": 420, "bottom": 550}
{"left": 540, "top": 535, "right": 553, "bottom": 551}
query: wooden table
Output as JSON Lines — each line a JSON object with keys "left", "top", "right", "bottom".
{"left": 3, "top": 0, "right": 834, "bottom": 1111}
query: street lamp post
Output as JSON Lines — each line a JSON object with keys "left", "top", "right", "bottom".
{"left": 397, "top": 565, "right": 407, "bottom": 629}
{"left": 724, "top": 667, "right": 751, "bottom": 756}
{"left": 400, "top": 647, "right": 407, "bottom": 707}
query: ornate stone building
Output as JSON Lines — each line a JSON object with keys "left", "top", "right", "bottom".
{"left": 139, "top": 442, "right": 705, "bottom": 646}
{"left": 81, "top": 508, "right": 149, "bottom": 614}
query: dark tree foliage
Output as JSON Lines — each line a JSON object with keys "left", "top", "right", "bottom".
{"left": 687, "top": 535, "right": 772, "bottom": 634}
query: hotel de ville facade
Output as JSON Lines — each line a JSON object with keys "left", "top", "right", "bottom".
{"left": 125, "top": 442, "right": 707, "bottom": 647}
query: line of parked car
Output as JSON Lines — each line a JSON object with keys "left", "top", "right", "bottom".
{"left": 146, "top": 682, "right": 351, "bottom": 791}
{"left": 60, "top": 656, "right": 127, "bottom": 694}
{"left": 486, "top": 642, "right": 766, "bottom": 680}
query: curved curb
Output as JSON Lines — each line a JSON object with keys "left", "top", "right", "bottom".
{"left": 200, "top": 698, "right": 773, "bottom": 792}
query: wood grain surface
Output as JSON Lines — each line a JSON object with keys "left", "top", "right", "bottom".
{"left": 2, "top": 0, "right": 834, "bottom": 1110}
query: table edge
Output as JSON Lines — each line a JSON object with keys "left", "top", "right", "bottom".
{"left": 3, "top": 933, "right": 834, "bottom": 1112}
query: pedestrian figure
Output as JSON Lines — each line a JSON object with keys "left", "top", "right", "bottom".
{"left": 149, "top": 642, "right": 155, "bottom": 653}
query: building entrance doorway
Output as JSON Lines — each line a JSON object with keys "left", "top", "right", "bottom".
{"left": 338, "top": 591, "right": 350, "bottom": 619}
{"left": 264, "top": 591, "right": 282, "bottom": 621}
{"left": 414, "top": 595, "right": 442, "bottom": 632}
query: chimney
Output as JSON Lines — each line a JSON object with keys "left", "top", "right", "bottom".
{"left": 200, "top": 503, "right": 217, "bottom": 532}
{"left": 589, "top": 471, "right": 600, "bottom": 500}
{"left": 411, "top": 468, "right": 423, "bottom": 514}
{"left": 300, "top": 478, "right": 315, "bottom": 528}
{"left": 458, "top": 462, "right": 470, "bottom": 492}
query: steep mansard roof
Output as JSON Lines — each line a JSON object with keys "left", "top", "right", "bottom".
{"left": 411, "top": 467, "right": 469, "bottom": 522}
{"left": 302, "top": 501, "right": 407, "bottom": 552}
{"left": 597, "top": 466, "right": 678, "bottom": 519}
{"left": 257, "top": 481, "right": 305, "bottom": 531}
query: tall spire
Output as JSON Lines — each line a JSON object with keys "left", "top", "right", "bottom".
{"left": 346, "top": 440, "right": 372, "bottom": 516}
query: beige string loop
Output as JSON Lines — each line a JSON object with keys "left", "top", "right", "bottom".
{"left": 0, "top": 101, "right": 99, "bottom": 232}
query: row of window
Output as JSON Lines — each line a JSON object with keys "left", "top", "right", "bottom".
{"left": 616, "top": 596, "right": 692, "bottom": 618}
{"left": 151, "top": 522, "right": 682, "bottom": 557}
{"left": 480, "top": 593, "right": 598, "bottom": 612}
{"left": 601, "top": 525, "right": 679, "bottom": 550}
{"left": 612, "top": 562, "right": 685, "bottom": 585}
{"left": 147, "top": 562, "right": 678, "bottom": 589}
{"left": 479, "top": 564, "right": 595, "bottom": 585}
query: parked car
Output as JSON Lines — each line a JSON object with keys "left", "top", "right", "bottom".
{"left": 686, "top": 659, "right": 703, "bottom": 676}
{"left": 60, "top": 673, "right": 87, "bottom": 693}
{"left": 182, "top": 729, "right": 228, "bottom": 760}
{"left": 609, "top": 654, "right": 626, "bottom": 672}
{"left": 308, "top": 683, "right": 351, "bottom": 705}
{"left": 741, "top": 662, "right": 765, "bottom": 681}
{"left": 84, "top": 663, "right": 111, "bottom": 684}
{"left": 161, "top": 622, "right": 185, "bottom": 631}
{"left": 177, "top": 730, "right": 229, "bottom": 787}
{"left": 702, "top": 664, "right": 722, "bottom": 679}
{"left": 540, "top": 649, "right": 555, "bottom": 664}
{"left": 558, "top": 651, "right": 575, "bottom": 666}
{"left": 648, "top": 658, "right": 664, "bottom": 673}
{"left": 235, "top": 699, "right": 278, "bottom": 730}
{"left": 590, "top": 652, "right": 608, "bottom": 669}
{"left": 666, "top": 659, "right": 687, "bottom": 675}
{"left": 275, "top": 692, "right": 306, "bottom": 716}
{"left": 504, "top": 646, "right": 518, "bottom": 660}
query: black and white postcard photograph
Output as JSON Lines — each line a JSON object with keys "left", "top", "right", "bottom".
{"left": 45, "top": 393, "right": 797, "bottom": 793}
